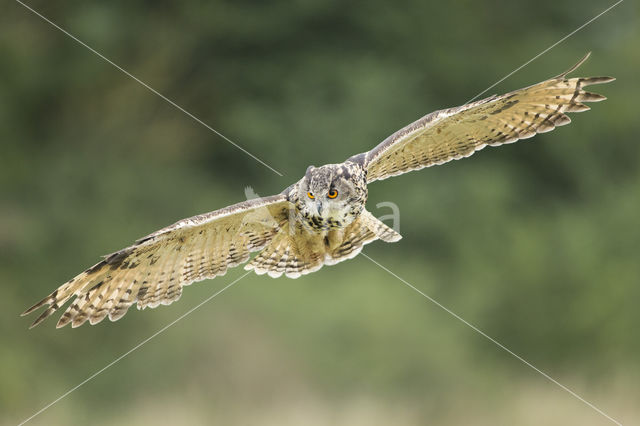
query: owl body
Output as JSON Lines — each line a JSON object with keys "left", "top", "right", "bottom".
{"left": 22, "top": 54, "right": 614, "bottom": 328}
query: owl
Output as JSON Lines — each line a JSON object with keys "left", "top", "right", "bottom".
{"left": 22, "top": 53, "right": 613, "bottom": 328}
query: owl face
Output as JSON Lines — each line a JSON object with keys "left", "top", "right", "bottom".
{"left": 293, "top": 163, "right": 367, "bottom": 230}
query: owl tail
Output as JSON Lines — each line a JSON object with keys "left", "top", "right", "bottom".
{"left": 244, "top": 210, "right": 401, "bottom": 278}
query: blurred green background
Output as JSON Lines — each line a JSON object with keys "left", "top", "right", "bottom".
{"left": 2, "top": 1, "right": 639, "bottom": 425}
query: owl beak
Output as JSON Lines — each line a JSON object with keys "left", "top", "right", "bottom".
{"left": 316, "top": 201, "right": 324, "bottom": 216}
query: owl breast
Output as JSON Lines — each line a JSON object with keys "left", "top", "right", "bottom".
{"left": 296, "top": 198, "right": 365, "bottom": 231}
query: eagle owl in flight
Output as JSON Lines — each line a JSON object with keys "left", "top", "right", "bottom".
{"left": 23, "top": 54, "right": 613, "bottom": 328}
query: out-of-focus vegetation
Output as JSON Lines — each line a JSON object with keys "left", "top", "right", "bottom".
{"left": 2, "top": 1, "right": 639, "bottom": 424}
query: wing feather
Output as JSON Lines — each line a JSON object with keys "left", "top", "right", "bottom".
{"left": 363, "top": 53, "right": 614, "bottom": 182}
{"left": 22, "top": 195, "right": 292, "bottom": 328}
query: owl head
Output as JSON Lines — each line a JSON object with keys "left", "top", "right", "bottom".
{"left": 295, "top": 163, "right": 367, "bottom": 228}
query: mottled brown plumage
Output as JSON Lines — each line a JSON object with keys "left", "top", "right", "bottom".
{"left": 362, "top": 53, "right": 613, "bottom": 182}
{"left": 22, "top": 53, "right": 612, "bottom": 328}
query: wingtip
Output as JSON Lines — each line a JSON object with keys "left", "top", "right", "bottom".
{"left": 28, "top": 310, "right": 50, "bottom": 329}
{"left": 582, "top": 76, "right": 616, "bottom": 87}
{"left": 21, "top": 299, "right": 47, "bottom": 317}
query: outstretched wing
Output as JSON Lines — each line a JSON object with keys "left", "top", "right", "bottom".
{"left": 363, "top": 53, "right": 614, "bottom": 182}
{"left": 22, "top": 195, "right": 293, "bottom": 328}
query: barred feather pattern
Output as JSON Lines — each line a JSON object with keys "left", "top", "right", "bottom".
{"left": 245, "top": 225, "right": 326, "bottom": 279}
{"left": 22, "top": 196, "right": 291, "bottom": 328}
{"left": 327, "top": 210, "right": 401, "bottom": 263}
{"left": 246, "top": 209, "right": 401, "bottom": 277}
{"left": 364, "top": 53, "right": 614, "bottom": 182}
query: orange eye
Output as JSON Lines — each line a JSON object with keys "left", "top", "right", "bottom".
{"left": 307, "top": 192, "right": 315, "bottom": 199}
{"left": 327, "top": 189, "right": 338, "bottom": 199}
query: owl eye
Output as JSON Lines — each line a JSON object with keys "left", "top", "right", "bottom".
{"left": 307, "top": 192, "right": 315, "bottom": 199}
{"left": 327, "top": 189, "right": 338, "bottom": 199}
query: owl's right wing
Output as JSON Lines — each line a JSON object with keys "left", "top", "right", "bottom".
{"left": 361, "top": 53, "right": 614, "bottom": 183}
{"left": 22, "top": 195, "right": 293, "bottom": 328}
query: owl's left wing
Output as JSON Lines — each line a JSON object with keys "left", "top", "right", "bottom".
{"left": 362, "top": 53, "right": 614, "bottom": 183}
{"left": 22, "top": 195, "right": 293, "bottom": 328}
